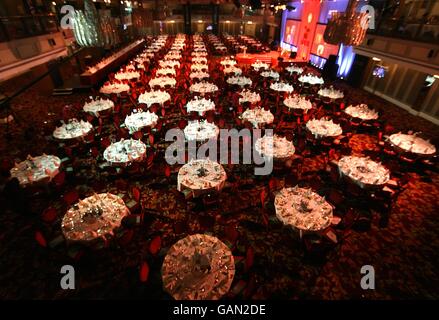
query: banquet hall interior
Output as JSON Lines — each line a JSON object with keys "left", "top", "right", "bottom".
{"left": 0, "top": 0, "right": 438, "bottom": 300}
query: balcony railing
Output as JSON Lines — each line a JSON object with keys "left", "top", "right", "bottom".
{"left": 0, "top": 14, "right": 59, "bottom": 42}
{"left": 369, "top": 17, "right": 439, "bottom": 44}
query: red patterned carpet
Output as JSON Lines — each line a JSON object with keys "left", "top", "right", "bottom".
{"left": 0, "top": 70, "right": 438, "bottom": 300}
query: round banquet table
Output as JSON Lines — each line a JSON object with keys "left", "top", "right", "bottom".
{"left": 149, "top": 77, "right": 176, "bottom": 88}
{"left": 252, "top": 61, "right": 269, "bottom": 71}
{"left": 83, "top": 98, "right": 114, "bottom": 117}
{"left": 61, "top": 193, "right": 129, "bottom": 244}
{"left": 224, "top": 66, "right": 242, "bottom": 75}
{"left": 388, "top": 133, "right": 436, "bottom": 157}
{"left": 220, "top": 59, "right": 237, "bottom": 67}
{"left": 318, "top": 87, "right": 344, "bottom": 100}
{"left": 115, "top": 71, "right": 140, "bottom": 81}
{"left": 156, "top": 68, "right": 176, "bottom": 77}
{"left": 239, "top": 90, "right": 261, "bottom": 104}
{"left": 186, "top": 97, "right": 215, "bottom": 116}
{"left": 285, "top": 66, "right": 304, "bottom": 75}
{"left": 184, "top": 120, "right": 219, "bottom": 141}
{"left": 260, "top": 70, "right": 280, "bottom": 80}
{"left": 99, "top": 82, "right": 130, "bottom": 95}
{"left": 160, "top": 60, "right": 180, "bottom": 68}
{"left": 241, "top": 107, "right": 274, "bottom": 128}
{"left": 275, "top": 186, "right": 333, "bottom": 233}
{"left": 189, "top": 82, "right": 219, "bottom": 94}
{"left": 255, "top": 134, "right": 295, "bottom": 161}
{"left": 53, "top": 119, "right": 93, "bottom": 140}
{"left": 306, "top": 118, "right": 343, "bottom": 139}
{"left": 161, "top": 234, "right": 235, "bottom": 300}
{"left": 344, "top": 104, "right": 378, "bottom": 121}
{"left": 226, "top": 76, "right": 252, "bottom": 87}
{"left": 103, "top": 139, "right": 147, "bottom": 166}
{"left": 338, "top": 156, "right": 390, "bottom": 189}
{"left": 284, "top": 95, "right": 313, "bottom": 112}
{"left": 270, "top": 82, "right": 294, "bottom": 93}
{"left": 138, "top": 90, "right": 171, "bottom": 107}
{"left": 124, "top": 111, "right": 158, "bottom": 134}
{"left": 298, "top": 74, "right": 324, "bottom": 85}
{"left": 190, "top": 71, "right": 210, "bottom": 81}
{"left": 177, "top": 159, "right": 227, "bottom": 198}
{"left": 10, "top": 155, "right": 61, "bottom": 187}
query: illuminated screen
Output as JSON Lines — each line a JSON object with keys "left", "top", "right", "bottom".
{"left": 311, "top": 24, "right": 339, "bottom": 59}
{"left": 283, "top": 20, "right": 300, "bottom": 46}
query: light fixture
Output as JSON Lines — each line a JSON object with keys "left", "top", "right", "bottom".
{"left": 225, "top": 20, "right": 231, "bottom": 24}
{"left": 247, "top": 21, "right": 253, "bottom": 24}
{"left": 198, "top": 20, "right": 203, "bottom": 23}
{"left": 170, "top": 20, "right": 175, "bottom": 23}
{"left": 434, "top": 75, "right": 439, "bottom": 79}
{"left": 324, "top": 0, "right": 369, "bottom": 46}
{"left": 52, "top": 1, "right": 56, "bottom": 5}
{"left": 372, "top": 57, "right": 381, "bottom": 61}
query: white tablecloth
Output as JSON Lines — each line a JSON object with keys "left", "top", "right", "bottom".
{"left": 124, "top": 110, "right": 158, "bottom": 134}
{"left": 190, "top": 82, "right": 219, "bottom": 94}
{"left": 298, "top": 74, "right": 324, "bottom": 85}
{"left": 138, "top": 90, "right": 171, "bottom": 106}
{"left": 115, "top": 71, "right": 140, "bottom": 81}
{"left": 184, "top": 120, "right": 219, "bottom": 141}
{"left": 252, "top": 61, "right": 269, "bottom": 71}
{"left": 239, "top": 90, "right": 261, "bottom": 104}
{"left": 338, "top": 156, "right": 390, "bottom": 188}
{"left": 344, "top": 104, "right": 378, "bottom": 120}
{"left": 103, "top": 139, "right": 147, "bottom": 166}
{"left": 255, "top": 134, "right": 295, "bottom": 160}
{"left": 53, "top": 119, "right": 93, "bottom": 140}
{"left": 261, "top": 70, "right": 280, "bottom": 80}
{"left": 275, "top": 186, "right": 333, "bottom": 232}
{"left": 224, "top": 66, "right": 242, "bottom": 75}
{"left": 10, "top": 155, "right": 61, "bottom": 187}
{"left": 285, "top": 66, "right": 304, "bottom": 74}
{"left": 284, "top": 95, "right": 313, "bottom": 111}
{"left": 388, "top": 133, "right": 436, "bottom": 155}
{"left": 83, "top": 98, "right": 114, "bottom": 116}
{"left": 149, "top": 77, "right": 176, "bottom": 88}
{"left": 226, "top": 76, "right": 252, "bottom": 87}
{"left": 306, "top": 118, "right": 342, "bottom": 138}
{"left": 186, "top": 97, "right": 215, "bottom": 115}
{"left": 270, "top": 82, "right": 294, "bottom": 93}
{"left": 318, "top": 87, "right": 344, "bottom": 99}
{"left": 156, "top": 68, "right": 176, "bottom": 76}
{"left": 241, "top": 107, "right": 274, "bottom": 128}
{"left": 99, "top": 82, "right": 130, "bottom": 95}
{"left": 177, "top": 159, "right": 227, "bottom": 197}
{"left": 162, "top": 234, "right": 235, "bottom": 300}
{"left": 62, "top": 193, "right": 129, "bottom": 243}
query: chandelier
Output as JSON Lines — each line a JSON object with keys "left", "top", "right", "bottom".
{"left": 72, "top": 0, "right": 118, "bottom": 47}
{"left": 323, "top": 0, "right": 369, "bottom": 46}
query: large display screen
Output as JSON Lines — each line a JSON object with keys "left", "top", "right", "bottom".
{"left": 283, "top": 19, "right": 300, "bottom": 47}
{"left": 311, "top": 24, "right": 339, "bottom": 59}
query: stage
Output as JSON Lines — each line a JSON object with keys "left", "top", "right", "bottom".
{"left": 235, "top": 50, "right": 307, "bottom": 67}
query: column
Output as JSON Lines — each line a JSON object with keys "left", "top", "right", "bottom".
{"left": 183, "top": 2, "right": 191, "bottom": 35}
{"left": 212, "top": 1, "right": 219, "bottom": 35}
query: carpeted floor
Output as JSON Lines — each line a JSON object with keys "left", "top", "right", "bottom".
{"left": 0, "top": 68, "right": 438, "bottom": 300}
